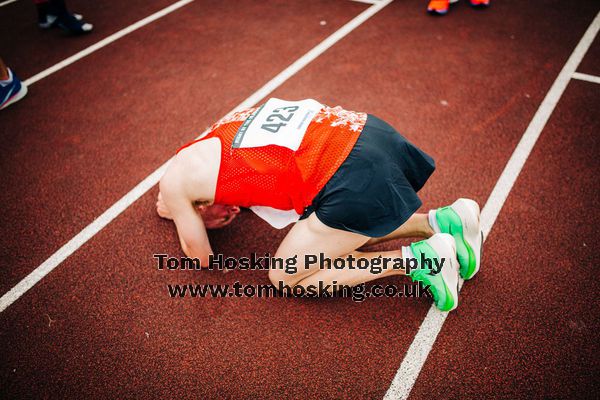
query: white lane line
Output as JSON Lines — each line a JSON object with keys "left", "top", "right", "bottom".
{"left": 383, "top": 10, "right": 600, "bottom": 400}
{"left": 572, "top": 71, "right": 600, "bottom": 84}
{"left": 0, "top": 0, "right": 19, "bottom": 8}
{"left": 225, "top": 0, "right": 392, "bottom": 113}
{"left": 0, "top": 165, "right": 170, "bottom": 313}
{"left": 24, "top": 0, "right": 195, "bottom": 86}
{"left": 0, "top": 0, "right": 394, "bottom": 313}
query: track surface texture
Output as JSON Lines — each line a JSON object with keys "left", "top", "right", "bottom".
{"left": 0, "top": 0, "right": 598, "bottom": 399}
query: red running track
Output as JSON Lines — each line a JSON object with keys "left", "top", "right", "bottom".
{"left": 410, "top": 79, "right": 600, "bottom": 400}
{"left": 0, "top": 0, "right": 368, "bottom": 294}
{"left": 0, "top": 0, "right": 599, "bottom": 398}
{"left": 0, "top": 0, "right": 181, "bottom": 78}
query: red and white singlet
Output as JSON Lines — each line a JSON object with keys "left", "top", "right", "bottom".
{"left": 177, "top": 98, "right": 367, "bottom": 228}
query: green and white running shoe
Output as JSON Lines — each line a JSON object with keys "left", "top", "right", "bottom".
{"left": 407, "top": 233, "right": 460, "bottom": 312}
{"left": 429, "top": 198, "right": 483, "bottom": 280}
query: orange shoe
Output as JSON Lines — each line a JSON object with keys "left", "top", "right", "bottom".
{"left": 427, "top": 0, "right": 458, "bottom": 15}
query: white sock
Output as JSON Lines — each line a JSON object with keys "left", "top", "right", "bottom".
{"left": 428, "top": 209, "right": 441, "bottom": 233}
{"left": 402, "top": 245, "right": 420, "bottom": 275}
{"left": 401, "top": 245, "right": 415, "bottom": 260}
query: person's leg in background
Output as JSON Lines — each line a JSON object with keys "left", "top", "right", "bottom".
{"left": 0, "top": 58, "right": 9, "bottom": 81}
{"left": 0, "top": 57, "right": 28, "bottom": 110}
{"left": 34, "top": 0, "right": 93, "bottom": 34}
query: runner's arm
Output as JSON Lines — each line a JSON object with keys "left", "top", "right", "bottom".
{"left": 159, "top": 172, "right": 213, "bottom": 265}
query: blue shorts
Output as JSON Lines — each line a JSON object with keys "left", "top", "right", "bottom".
{"left": 300, "top": 114, "right": 435, "bottom": 237}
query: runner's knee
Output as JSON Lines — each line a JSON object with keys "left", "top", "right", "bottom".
{"left": 268, "top": 267, "right": 300, "bottom": 288}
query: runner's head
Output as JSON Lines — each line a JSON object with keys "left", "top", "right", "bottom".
{"left": 197, "top": 203, "right": 240, "bottom": 229}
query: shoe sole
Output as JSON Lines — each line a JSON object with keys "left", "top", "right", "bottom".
{"left": 428, "top": 233, "right": 460, "bottom": 311}
{"left": 0, "top": 83, "right": 28, "bottom": 110}
{"left": 449, "top": 198, "right": 482, "bottom": 280}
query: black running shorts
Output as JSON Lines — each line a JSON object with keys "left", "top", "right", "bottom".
{"left": 300, "top": 114, "right": 435, "bottom": 237}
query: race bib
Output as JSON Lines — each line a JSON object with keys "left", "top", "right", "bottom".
{"left": 232, "top": 98, "right": 323, "bottom": 151}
